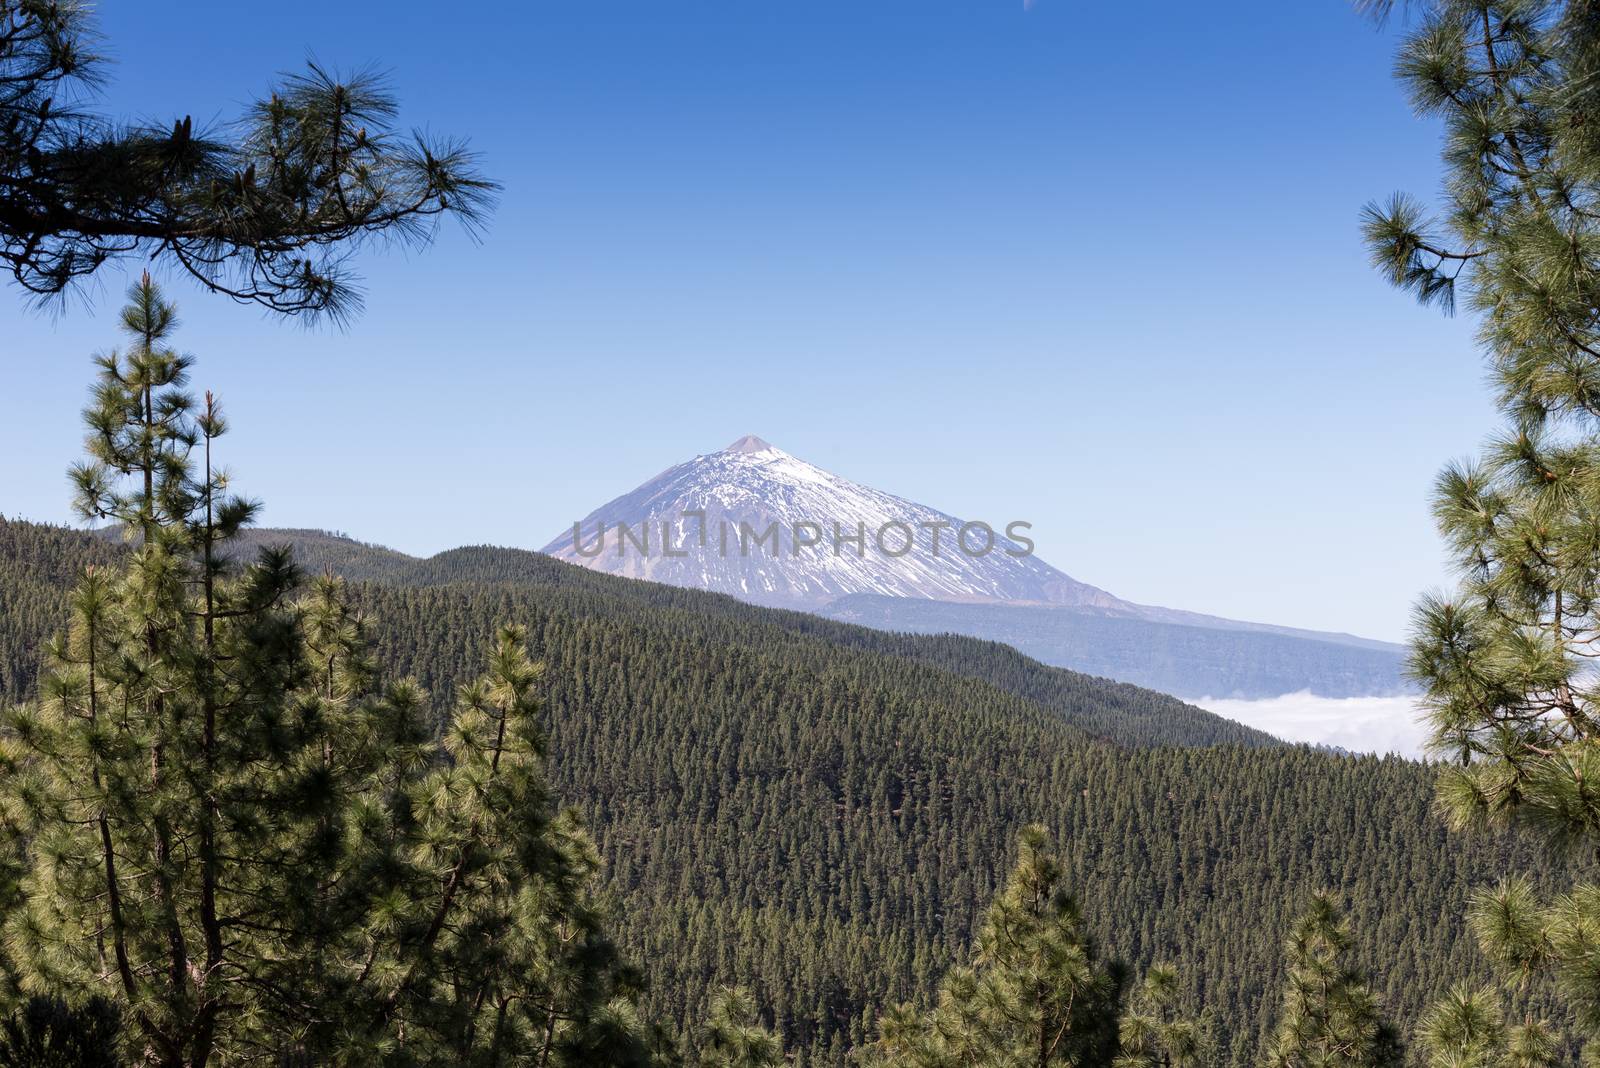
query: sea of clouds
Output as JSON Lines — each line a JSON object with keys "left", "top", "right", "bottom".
{"left": 1195, "top": 692, "right": 1430, "bottom": 757}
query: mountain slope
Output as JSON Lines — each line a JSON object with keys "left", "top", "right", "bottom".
{"left": 541, "top": 435, "right": 1123, "bottom": 609}
{"left": 539, "top": 437, "right": 1408, "bottom": 698}
{"left": 211, "top": 524, "right": 1272, "bottom": 749}
{"left": 822, "top": 595, "right": 1409, "bottom": 700}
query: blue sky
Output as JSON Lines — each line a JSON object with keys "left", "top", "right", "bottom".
{"left": 2, "top": 1, "right": 1490, "bottom": 643}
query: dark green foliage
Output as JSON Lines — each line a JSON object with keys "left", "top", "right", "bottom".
{"left": 0, "top": 997, "right": 121, "bottom": 1068}
{"left": 219, "top": 535, "right": 1409, "bottom": 702}
{"left": 1262, "top": 895, "right": 1402, "bottom": 1068}
{"left": 697, "top": 989, "right": 782, "bottom": 1068}
{"left": 386, "top": 626, "right": 660, "bottom": 1068}
{"left": 1368, "top": 2, "right": 1600, "bottom": 1057}
{"left": 0, "top": 519, "right": 118, "bottom": 703}
{"left": 215, "top": 529, "right": 1281, "bottom": 750}
{"left": 1415, "top": 982, "right": 1560, "bottom": 1068}
{"left": 0, "top": 519, "right": 1569, "bottom": 1066}
{"left": 0, "top": 279, "right": 654, "bottom": 1067}
{"left": 864, "top": 825, "right": 1126, "bottom": 1068}
{"left": 1365, "top": 0, "right": 1600, "bottom": 796}
{"left": 1115, "top": 966, "right": 1207, "bottom": 1068}
{"left": 0, "top": 2, "right": 493, "bottom": 319}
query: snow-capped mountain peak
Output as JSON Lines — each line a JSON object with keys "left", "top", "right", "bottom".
{"left": 540, "top": 436, "right": 1124, "bottom": 610}
{"left": 538, "top": 436, "right": 1413, "bottom": 713}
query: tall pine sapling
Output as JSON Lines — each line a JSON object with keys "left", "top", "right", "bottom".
{"left": 1115, "top": 965, "right": 1206, "bottom": 1068}
{"left": 865, "top": 825, "right": 1129, "bottom": 1068}
{"left": 1263, "top": 894, "right": 1401, "bottom": 1068}
{"left": 1365, "top": 0, "right": 1600, "bottom": 818}
{"left": 0, "top": 275, "right": 657, "bottom": 1067}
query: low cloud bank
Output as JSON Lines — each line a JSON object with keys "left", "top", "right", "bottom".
{"left": 1195, "top": 692, "right": 1429, "bottom": 757}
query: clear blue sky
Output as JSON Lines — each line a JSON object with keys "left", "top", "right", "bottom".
{"left": 1, "top": 0, "right": 1490, "bottom": 643}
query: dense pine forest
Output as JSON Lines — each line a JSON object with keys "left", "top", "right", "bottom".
{"left": 16, "top": 2, "right": 1600, "bottom": 1065}
{"left": 0, "top": 517, "right": 1565, "bottom": 1066}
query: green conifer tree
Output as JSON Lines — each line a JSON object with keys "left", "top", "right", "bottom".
{"left": 1416, "top": 982, "right": 1559, "bottom": 1068}
{"left": 865, "top": 824, "right": 1126, "bottom": 1068}
{"left": 697, "top": 988, "right": 782, "bottom": 1068}
{"left": 1366, "top": 0, "right": 1600, "bottom": 819}
{"left": 0, "top": 275, "right": 655, "bottom": 1067}
{"left": 1114, "top": 966, "right": 1206, "bottom": 1068}
{"left": 1, "top": 2, "right": 494, "bottom": 319}
{"left": 1262, "top": 895, "right": 1401, "bottom": 1068}
{"left": 1366, "top": 1, "right": 1600, "bottom": 1050}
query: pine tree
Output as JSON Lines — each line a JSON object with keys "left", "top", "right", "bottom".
{"left": 1416, "top": 982, "right": 1559, "bottom": 1068}
{"left": 1365, "top": 0, "right": 1600, "bottom": 821}
{"left": 368, "top": 627, "right": 659, "bottom": 1067}
{"left": 1366, "top": 0, "right": 1600, "bottom": 1047}
{"left": 0, "top": 276, "right": 655, "bottom": 1067}
{"left": 1262, "top": 894, "right": 1401, "bottom": 1068}
{"left": 865, "top": 824, "right": 1126, "bottom": 1068}
{"left": 0, "top": 3, "right": 493, "bottom": 319}
{"left": 697, "top": 988, "right": 783, "bottom": 1068}
{"left": 1114, "top": 966, "right": 1206, "bottom": 1068}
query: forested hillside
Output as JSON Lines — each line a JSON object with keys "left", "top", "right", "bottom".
{"left": 222, "top": 529, "right": 1410, "bottom": 700}
{"left": 0, "top": 518, "right": 123, "bottom": 701}
{"left": 151, "top": 526, "right": 1279, "bottom": 750}
{"left": 0, "top": 518, "right": 1565, "bottom": 1065}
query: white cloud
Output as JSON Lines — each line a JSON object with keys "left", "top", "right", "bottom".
{"left": 1195, "top": 692, "right": 1429, "bottom": 757}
